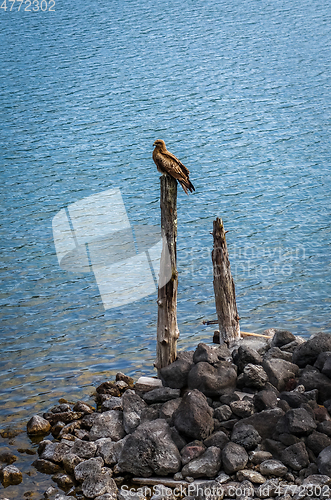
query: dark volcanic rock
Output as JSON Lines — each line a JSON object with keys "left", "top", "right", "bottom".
{"left": 122, "top": 390, "right": 147, "bottom": 434}
{"left": 214, "top": 404, "right": 232, "bottom": 422}
{"left": 253, "top": 390, "right": 278, "bottom": 412}
{"left": 283, "top": 408, "right": 317, "bottom": 435}
{"left": 143, "top": 387, "right": 180, "bottom": 404}
{"left": 222, "top": 442, "right": 248, "bottom": 474}
{"left": 264, "top": 347, "right": 293, "bottom": 362}
{"left": 33, "top": 458, "right": 62, "bottom": 474}
{"left": 193, "top": 343, "right": 231, "bottom": 364}
{"left": 181, "top": 446, "right": 221, "bottom": 478}
{"left": 159, "top": 351, "right": 194, "bottom": 389}
{"left": 71, "top": 438, "right": 97, "bottom": 459}
{"left": 233, "top": 345, "right": 263, "bottom": 373}
{"left": 271, "top": 330, "right": 296, "bottom": 348}
{"left": 118, "top": 419, "right": 181, "bottom": 477}
{"left": 306, "top": 431, "right": 331, "bottom": 456}
{"left": 279, "top": 391, "right": 306, "bottom": 408}
{"left": 173, "top": 389, "right": 214, "bottom": 440}
{"left": 293, "top": 333, "right": 331, "bottom": 368}
{"left": 89, "top": 410, "right": 125, "bottom": 441}
{"left": 262, "top": 358, "right": 299, "bottom": 391}
{"left": 230, "top": 400, "right": 255, "bottom": 418}
{"left": 241, "top": 364, "right": 268, "bottom": 390}
{"left": 188, "top": 361, "right": 237, "bottom": 397}
{"left": 231, "top": 423, "right": 262, "bottom": 450}
{"left": 180, "top": 441, "right": 206, "bottom": 465}
{"left": 159, "top": 398, "right": 182, "bottom": 421}
{"left": 96, "top": 437, "right": 127, "bottom": 466}
{"left": 204, "top": 430, "right": 229, "bottom": 449}
{"left": 281, "top": 442, "right": 309, "bottom": 470}
{"left": 240, "top": 408, "right": 285, "bottom": 440}
{"left": 317, "top": 421, "right": 331, "bottom": 436}
{"left": 299, "top": 366, "right": 331, "bottom": 404}
{"left": 259, "top": 459, "right": 288, "bottom": 477}
{"left": 317, "top": 445, "right": 331, "bottom": 476}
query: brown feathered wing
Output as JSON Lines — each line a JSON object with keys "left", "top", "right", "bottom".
{"left": 155, "top": 150, "right": 195, "bottom": 195}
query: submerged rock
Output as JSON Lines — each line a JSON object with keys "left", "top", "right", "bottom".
{"left": 0, "top": 465, "right": 23, "bottom": 487}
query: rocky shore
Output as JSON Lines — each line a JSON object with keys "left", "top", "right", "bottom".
{"left": 2, "top": 329, "right": 331, "bottom": 500}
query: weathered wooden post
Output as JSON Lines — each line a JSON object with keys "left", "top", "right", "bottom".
{"left": 212, "top": 217, "right": 241, "bottom": 344}
{"left": 156, "top": 175, "right": 179, "bottom": 371}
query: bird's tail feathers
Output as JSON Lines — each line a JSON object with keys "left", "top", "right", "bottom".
{"left": 178, "top": 178, "right": 195, "bottom": 195}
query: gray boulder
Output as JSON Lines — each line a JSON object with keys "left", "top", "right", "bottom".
{"left": 89, "top": 410, "right": 125, "bottom": 441}
{"left": 283, "top": 408, "right": 317, "bottom": 435}
{"left": 317, "top": 445, "right": 331, "bottom": 476}
{"left": 299, "top": 366, "right": 331, "bottom": 404}
{"left": 281, "top": 442, "right": 309, "bottom": 470}
{"left": 74, "top": 457, "right": 104, "bottom": 482}
{"left": 204, "top": 430, "right": 229, "bottom": 449}
{"left": 82, "top": 470, "right": 117, "bottom": 499}
{"left": 38, "top": 440, "right": 72, "bottom": 464}
{"left": 214, "top": 404, "right": 232, "bottom": 422}
{"left": 240, "top": 408, "right": 285, "bottom": 439}
{"left": 233, "top": 345, "right": 262, "bottom": 373}
{"left": 181, "top": 446, "right": 221, "bottom": 478}
{"left": 159, "top": 351, "right": 194, "bottom": 389}
{"left": 264, "top": 347, "right": 293, "bottom": 362}
{"left": 193, "top": 343, "right": 231, "bottom": 364}
{"left": 241, "top": 364, "right": 268, "bottom": 390}
{"left": 62, "top": 453, "right": 83, "bottom": 474}
{"left": 143, "top": 387, "right": 180, "bottom": 404}
{"left": 314, "top": 352, "right": 331, "bottom": 371}
{"left": 262, "top": 358, "right": 299, "bottom": 391}
{"left": 259, "top": 459, "right": 288, "bottom": 477}
{"left": 159, "top": 398, "right": 182, "bottom": 421}
{"left": 253, "top": 390, "right": 278, "bottom": 412}
{"left": 172, "top": 389, "right": 214, "bottom": 440}
{"left": 271, "top": 330, "right": 296, "bottom": 348}
{"left": 188, "top": 361, "right": 237, "bottom": 397}
{"left": 306, "top": 431, "right": 331, "bottom": 456}
{"left": 180, "top": 441, "right": 206, "bottom": 465}
{"left": 122, "top": 390, "right": 147, "bottom": 434}
{"left": 222, "top": 442, "right": 248, "bottom": 474}
{"left": 118, "top": 419, "right": 181, "bottom": 477}
{"left": 71, "top": 438, "right": 97, "bottom": 459}
{"left": 231, "top": 423, "right": 261, "bottom": 450}
{"left": 27, "top": 415, "right": 51, "bottom": 435}
{"left": 96, "top": 436, "right": 128, "bottom": 465}
{"left": 293, "top": 332, "right": 331, "bottom": 368}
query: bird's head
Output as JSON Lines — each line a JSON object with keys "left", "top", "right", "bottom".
{"left": 153, "top": 139, "right": 166, "bottom": 150}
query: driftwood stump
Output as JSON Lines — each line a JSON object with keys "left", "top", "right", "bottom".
{"left": 212, "top": 217, "right": 240, "bottom": 344}
{"left": 156, "top": 175, "right": 179, "bottom": 370}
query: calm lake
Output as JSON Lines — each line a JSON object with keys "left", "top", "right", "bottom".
{"left": 1, "top": 0, "right": 330, "bottom": 434}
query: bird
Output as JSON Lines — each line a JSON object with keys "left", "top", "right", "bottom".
{"left": 152, "top": 139, "right": 195, "bottom": 195}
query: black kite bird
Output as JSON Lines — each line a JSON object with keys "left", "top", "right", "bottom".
{"left": 153, "top": 139, "right": 195, "bottom": 195}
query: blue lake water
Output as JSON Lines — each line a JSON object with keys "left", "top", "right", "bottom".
{"left": 1, "top": 0, "right": 331, "bottom": 428}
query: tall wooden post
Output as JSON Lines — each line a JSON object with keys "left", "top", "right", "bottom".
{"left": 156, "top": 175, "right": 179, "bottom": 370}
{"left": 212, "top": 217, "right": 240, "bottom": 344}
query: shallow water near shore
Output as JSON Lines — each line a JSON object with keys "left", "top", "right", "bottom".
{"left": 0, "top": 0, "right": 330, "bottom": 462}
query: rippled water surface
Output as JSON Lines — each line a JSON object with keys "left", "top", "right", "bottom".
{"left": 1, "top": 0, "right": 331, "bottom": 444}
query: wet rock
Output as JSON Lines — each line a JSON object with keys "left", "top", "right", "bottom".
{"left": 293, "top": 332, "right": 331, "bottom": 368}
{"left": 96, "top": 436, "right": 128, "bottom": 466}
{"left": 204, "top": 430, "right": 229, "bottom": 449}
{"left": 181, "top": 446, "right": 221, "bottom": 478}
{"left": 82, "top": 470, "right": 117, "bottom": 499}
{"left": 188, "top": 360, "right": 237, "bottom": 397}
{"left": 253, "top": 390, "right": 278, "bottom": 412}
{"left": 231, "top": 423, "right": 262, "bottom": 450}
{"left": 0, "top": 465, "right": 22, "bottom": 487}
{"left": 180, "top": 441, "right": 206, "bottom": 465}
{"left": 193, "top": 343, "right": 231, "bottom": 364}
{"left": 73, "top": 401, "right": 94, "bottom": 414}
{"left": 62, "top": 453, "right": 83, "bottom": 474}
{"left": 121, "top": 390, "right": 147, "bottom": 434}
{"left": 173, "top": 389, "right": 214, "bottom": 440}
{"left": 299, "top": 366, "right": 331, "bottom": 404}
{"left": 96, "top": 381, "right": 121, "bottom": 397}
{"left": 262, "top": 358, "right": 299, "bottom": 391}
{"left": 52, "top": 472, "right": 75, "bottom": 490}
{"left": 241, "top": 364, "right": 268, "bottom": 390}
{"left": 0, "top": 447, "right": 17, "bottom": 465}
{"left": 214, "top": 404, "right": 232, "bottom": 422}
{"left": 233, "top": 345, "right": 263, "bottom": 373}
{"left": 143, "top": 387, "right": 180, "bottom": 404}
{"left": 236, "top": 469, "right": 266, "bottom": 484}
{"left": 118, "top": 419, "right": 181, "bottom": 476}
{"left": 33, "top": 458, "right": 62, "bottom": 474}
{"left": 230, "top": 400, "right": 255, "bottom": 418}
{"left": 249, "top": 450, "right": 273, "bottom": 465}
{"left": 159, "top": 352, "right": 194, "bottom": 389}
{"left": 271, "top": 330, "right": 296, "bottom": 348}
{"left": 27, "top": 415, "right": 51, "bottom": 435}
{"left": 259, "top": 459, "right": 288, "bottom": 477}
{"left": 306, "top": 431, "right": 331, "bottom": 456}
{"left": 116, "top": 372, "right": 134, "bottom": 387}
{"left": 43, "top": 411, "right": 83, "bottom": 426}
{"left": 89, "top": 410, "right": 125, "bottom": 441}
{"left": 240, "top": 408, "right": 285, "bottom": 439}
{"left": 281, "top": 441, "right": 309, "bottom": 470}
{"left": 74, "top": 456, "right": 104, "bottom": 482}
{"left": 317, "top": 445, "right": 331, "bottom": 476}
{"left": 222, "top": 442, "right": 249, "bottom": 475}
